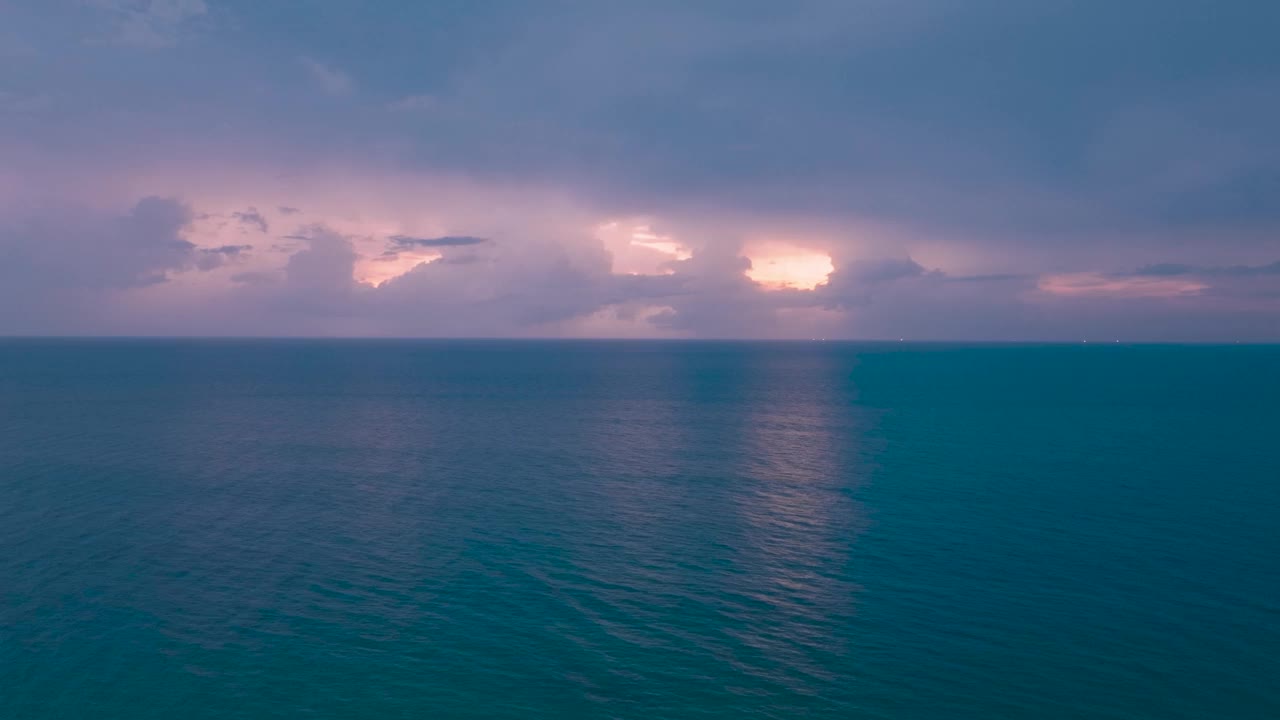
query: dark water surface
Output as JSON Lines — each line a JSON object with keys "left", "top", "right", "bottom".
{"left": 2, "top": 340, "right": 1278, "bottom": 719}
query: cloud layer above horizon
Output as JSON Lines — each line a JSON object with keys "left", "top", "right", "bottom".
{"left": 3, "top": 0, "right": 1279, "bottom": 339}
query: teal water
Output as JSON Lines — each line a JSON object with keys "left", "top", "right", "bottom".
{"left": 1, "top": 340, "right": 1277, "bottom": 719}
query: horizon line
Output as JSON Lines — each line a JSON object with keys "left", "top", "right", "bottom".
{"left": 0, "top": 335, "right": 1275, "bottom": 346}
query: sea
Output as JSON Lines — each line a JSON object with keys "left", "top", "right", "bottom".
{"left": 1, "top": 339, "right": 1277, "bottom": 719}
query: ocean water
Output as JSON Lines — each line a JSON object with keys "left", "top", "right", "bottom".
{"left": 1, "top": 340, "right": 1277, "bottom": 719}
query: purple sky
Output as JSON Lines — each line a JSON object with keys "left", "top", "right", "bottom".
{"left": 3, "top": 1, "right": 1279, "bottom": 340}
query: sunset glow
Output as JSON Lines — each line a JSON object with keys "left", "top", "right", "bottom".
{"left": 2, "top": 1, "right": 1276, "bottom": 341}
{"left": 745, "top": 245, "right": 834, "bottom": 290}
{"left": 358, "top": 250, "right": 441, "bottom": 286}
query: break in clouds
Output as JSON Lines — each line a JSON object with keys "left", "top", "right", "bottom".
{"left": 2, "top": 0, "right": 1279, "bottom": 340}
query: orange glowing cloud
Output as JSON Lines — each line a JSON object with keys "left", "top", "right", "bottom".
{"left": 745, "top": 242, "right": 834, "bottom": 290}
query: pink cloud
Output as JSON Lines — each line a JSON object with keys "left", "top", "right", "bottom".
{"left": 1038, "top": 272, "right": 1208, "bottom": 299}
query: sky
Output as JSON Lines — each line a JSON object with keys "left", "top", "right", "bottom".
{"left": 2, "top": 0, "right": 1278, "bottom": 340}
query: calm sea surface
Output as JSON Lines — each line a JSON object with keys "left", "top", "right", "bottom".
{"left": 2, "top": 340, "right": 1278, "bottom": 719}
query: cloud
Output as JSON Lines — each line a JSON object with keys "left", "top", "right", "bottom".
{"left": 215, "top": 221, "right": 682, "bottom": 336}
{"left": 642, "top": 244, "right": 804, "bottom": 338}
{"left": 195, "top": 243, "right": 252, "bottom": 271}
{"left": 283, "top": 227, "right": 360, "bottom": 291}
{"left": 371, "top": 230, "right": 618, "bottom": 332}
{"left": 0, "top": 196, "right": 216, "bottom": 331}
{"left": 388, "top": 235, "right": 488, "bottom": 249}
{"left": 230, "top": 270, "right": 278, "bottom": 286}
{"left": 5, "top": 190, "right": 1276, "bottom": 340}
{"left": 3, "top": 3, "right": 1280, "bottom": 339}
{"left": 813, "top": 258, "right": 931, "bottom": 310}
{"left": 1128, "top": 263, "right": 1197, "bottom": 277}
{"left": 300, "top": 57, "right": 353, "bottom": 95}
{"left": 2, "top": 197, "right": 195, "bottom": 288}
{"left": 231, "top": 207, "right": 269, "bottom": 233}
{"left": 0, "top": 196, "right": 253, "bottom": 296}
{"left": 88, "top": 0, "right": 207, "bottom": 49}
{"left": 1129, "top": 260, "right": 1280, "bottom": 277}
{"left": 1106, "top": 259, "right": 1280, "bottom": 304}
{"left": 387, "top": 95, "right": 437, "bottom": 112}
{"left": 1038, "top": 273, "right": 1208, "bottom": 299}
{"left": 840, "top": 258, "right": 927, "bottom": 285}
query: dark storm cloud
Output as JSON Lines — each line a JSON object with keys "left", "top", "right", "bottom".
{"left": 0, "top": 196, "right": 228, "bottom": 332}
{"left": 0, "top": 196, "right": 196, "bottom": 293}
{"left": 290, "top": 0, "right": 1278, "bottom": 242}
{"left": 1, "top": 1, "right": 1278, "bottom": 339}
{"left": 18, "top": 0, "right": 1276, "bottom": 239}
{"left": 838, "top": 259, "right": 927, "bottom": 285}
{"left": 814, "top": 258, "right": 1030, "bottom": 312}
